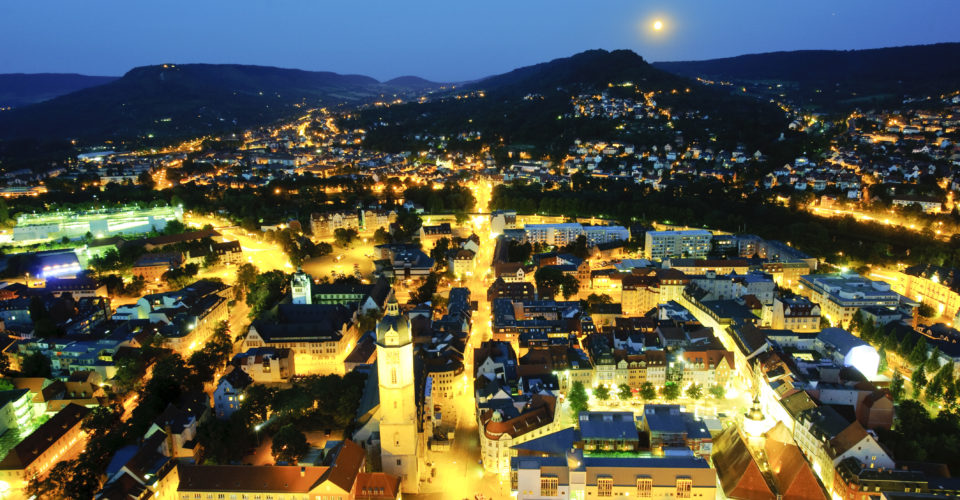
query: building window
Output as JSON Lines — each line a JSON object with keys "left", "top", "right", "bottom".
{"left": 597, "top": 477, "right": 613, "bottom": 497}
{"left": 541, "top": 476, "right": 559, "bottom": 496}
{"left": 637, "top": 477, "right": 653, "bottom": 498}
{"left": 676, "top": 478, "right": 692, "bottom": 499}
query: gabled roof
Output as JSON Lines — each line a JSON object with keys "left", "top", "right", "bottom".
{"left": 355, "top": 472, "right": 401, "bottom": 499}
{"left": 177, "top": 464, "right": 330, "bottom": 493}
{"left": 218, "top": 366, "right": 253, "bottom": 391}
{"left": 711, "top": 426, "right": 775, "bottom": 500}
{"left": 0, "top": 403, "right": 89, "bottom": 469}
{"left": 764, "top": 423, "right": 828, "bottom": 500}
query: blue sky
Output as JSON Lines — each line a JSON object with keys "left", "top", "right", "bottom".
{"left": 2, "top": 1, "right": 958, "bottom": 82}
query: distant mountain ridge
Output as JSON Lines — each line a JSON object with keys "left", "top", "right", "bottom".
{"left": 0, "top": 73, "right": 118, "bottom": 108}
{"left": 653, "top": 42, "right": 960, "bottom": 109}
{"left": 350, "top": 49, "right": 787, "bottom": 158}
{"left": 0, "top": 63, "right": 440, "bottom": 144}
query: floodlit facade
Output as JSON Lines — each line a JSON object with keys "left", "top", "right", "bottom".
{"left": 377, "top": 293, "right": 421, "bottom": 493}
{"left": 12, "top": 205, "right": 183, "bottom": 242}
{"left": 798, "top": 274, "right": 901, "bottom": 328}
{"left": 643, "top": 230, "right": 712, "bottom": 260}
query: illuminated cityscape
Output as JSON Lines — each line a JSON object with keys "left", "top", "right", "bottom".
{"left": 0, "top": 2, "right": 959, "bottom": 500}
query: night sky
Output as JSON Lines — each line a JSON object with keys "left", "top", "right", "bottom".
{"left": 3, "top": 0, "right": 958, "bottom": 82}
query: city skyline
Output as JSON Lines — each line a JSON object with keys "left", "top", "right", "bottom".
{"left": 1, "top": 1, "right": 958, "bottom": 81}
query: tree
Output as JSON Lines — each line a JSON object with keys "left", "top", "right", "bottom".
{"left": 912, "top": 364, "right": 927, "bottom": 399}
{"left": 560, "top": 235, "right": 590, "bottom": 259}
{"left": 861, "top": 318, "right": 876, "bottom": 343}
{"left": 333, "top": 227, "right": 359, "bottom": 248}
{"left": 585, "top": 293, "right": 613, "bottom": 309}
{"left": 21, "top": 352, "right": 52, "bottom": 377}
{"left": 163, "top": 219, "right": 187, "bottom": 235}
{"left": 898, "top": 334, "right": 916, "bottom": 357}
{"left": 373, "top": 227, "right": 392, "bottom": 245}
{"left": 429, "top": 237, "right": 450, "bottom": 269}
{"left": 246, "top": 270, "right": 288, "bottom": 318}
{"left": 925, "top": 347, "right": 942, "bottom": 373}
{"left": 271, "top": 424, "right": 310, "bottom": 464}
{"left": 594, "top": 385, "right": 610, "bottom": 402}
{"left": 124, "top": 275, "right": 147, "bottom": 296}
{"left": 709, "top": 384, "right": 726, "bottom": 399}
{"left": 618, "top": 383, "right": 633, "bottom": 402}
{"left": 918, "top": 302, "right": 937, "bottom": 319}
{"left": 640, "top": 382, "right": 657, "bottom": 401}
{"left": 890, "top": 371, "right": 905, "bottom": 402}
{"left": 662, "top": 383, "right": 681, "bottom": 401}
{"left": 568, "top": 381, "right": 589, "bottom": 415}
{"left": 686, "top": 383, "right": 704, "bottom": 400}
{"left": 560, "top": 274, "right": 580, "bottom": 300}
{"left": 908, "top": 339, "right": 929, "bottom": 367}
{"left": 878, "top": 347, "right": 888, "bottom": 373}
{"left": 534, "top": 267, "right": 565, "bottom": 299}
{"left": 849, "top": 310, "right": 865, "bottom": 334}
{"left": 235, "top": 263, "right": 259, "bottom": 301}
{"left": 410, "top": 272, "right": 441, "bottom": 304}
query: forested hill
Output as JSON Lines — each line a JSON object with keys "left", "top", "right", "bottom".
{"left": 654, "top": 43, "right": 960, "bottom": 110}
{"left": 0, "top": 73, "right": 118, "bottom": 108}
{"left": 347, "top": 49, "right": 788, "bottom": 160}
{"left": 0, "top": 64, "right": 437, "bottom": 144}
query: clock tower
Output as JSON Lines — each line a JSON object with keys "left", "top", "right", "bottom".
{"left": 376, "top": 292, "right": 420, "bottom": 492}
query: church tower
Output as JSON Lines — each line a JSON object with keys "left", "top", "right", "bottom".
{"left": 376, "top": 292, "right": 420, "bottom": 492}
{"left": 290, "top": 268, "right": 312, "bottom": 304}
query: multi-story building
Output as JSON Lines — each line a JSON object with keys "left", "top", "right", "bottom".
{"left": 480, "top": 394, "right": 560, "bottom": 475}
{"left": 0, "top": 403, "right": 90, "bottom": 494}
{"left": 491, "top": 210, "right": 518, "bottom": 235}
{"left": 643, "top": 230, "right": 712, "bottom": 260}
{"left": 176, "top": 440, "right": 400, "bottom": 499}
{"left": 664, "top": 258, "right": 750, "bottom": 275}
{"left": 619, "top": 269, "right": 689, "bottom": 316}
{"left": 582, "top": 225, "right": 630, "bottom": 245}
{"left": 883, "top": 264, "right": 960, "bottom": 323}
{"left": 0, "top": 389, "right": 35, "bottom": 435}
{"left": 213, "top": 366, "right": 253, "bottom": 419}
{"left": 763, "top": 260, "right": 812, "bottom": 290}
{"left": 376, "top": 294, "right": 422, "bottom": 493}
{"left": 616, "top": 350, "right": 667, "bottom": 389}
{"left": 419, "top": 223, "right": 453, "bottom": 248}
{"left": 679, "top": 349, "right": 734, "bottom": 389}
{"left": 640, "top": 405, "right": 713, "bottom": 458}
{"left": 523, "top": 223, "right": 629, "bottom": 247}
{"left": 243, "top": 303, "right": 359, "bottom": 375}
{"left": 232, "top": 347, "right": 295, "bottom": 382}
{"left": 131, "top": 252, "right": 183, "bottom": 283}
{"left": 512, "top": 451, "right": 716, "bottom": 500}
{"left": 488, "top": 278, "right": 536, "bottom": 302}
{"left": 310, "top": 210, "right": 361, "bottom": 236}
{"left": 127, "top": 280, "right": 231, "bottom": 354}
{"left": 792, "top": 405, "right": 894, "bottom": 492}
{"left": 577, "top": 411, "right": 640, "bottom": 452}
{"left": 771, "top": 296, "right": 822, "bottom": 331}
{"left": 524, "top": 223, "right": 584, "bottom": 247}
{"left": 798, "top": 274, "right": 903, "bottom": 328}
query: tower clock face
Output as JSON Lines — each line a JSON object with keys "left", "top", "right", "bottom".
{"left": 386, "top": 329, "right": 398, "bottom": 345}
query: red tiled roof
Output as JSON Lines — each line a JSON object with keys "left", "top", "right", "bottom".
{"left": 0, "top": 403, "right": 89, "bottom": 469}
{"left": 355, "top": 472, "right": 401, "bottom": 499}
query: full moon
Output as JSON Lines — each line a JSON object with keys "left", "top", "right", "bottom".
{"left": 653, "top": 20, "right": 664, "bottom": 31}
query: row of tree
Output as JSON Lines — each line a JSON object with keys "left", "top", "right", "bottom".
{"left": 566, "top": 380, "right": 726, "bottom": 415}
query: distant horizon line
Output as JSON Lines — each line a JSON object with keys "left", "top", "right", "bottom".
{"left": 3, "top": 40, "right": 958, "bottom": 82}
